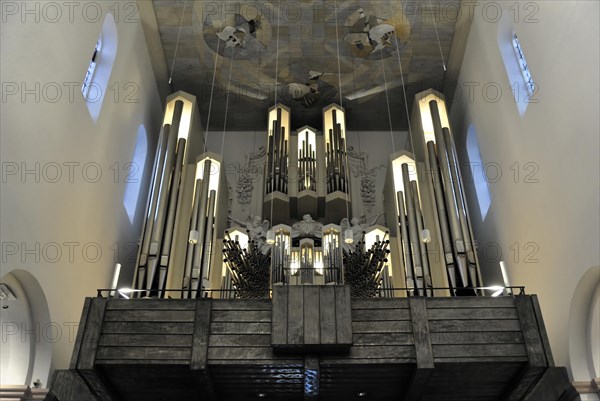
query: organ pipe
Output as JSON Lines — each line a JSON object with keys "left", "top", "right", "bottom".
{"left": 323, "top": 104, "right": 348, "bottom": 194}
{"left": 266, "top": 104, "right": 290, "bottom": 195}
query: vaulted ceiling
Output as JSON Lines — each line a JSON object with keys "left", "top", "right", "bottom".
{"left": 139, "top": 0, "right": 471, "bottom": 131}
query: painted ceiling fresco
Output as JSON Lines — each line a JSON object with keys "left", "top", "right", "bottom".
{"left": 153, "top": 0, "right": 460, "bottom": 131}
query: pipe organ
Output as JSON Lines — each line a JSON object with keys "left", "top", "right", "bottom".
{"left": 265, "top": 104, "right": 290, "bottom": 195}
{"left": 389, "top": 152, "right": 433, "bottom": 296}
{"left": 407, "top": 89, "right": 482, "bottom": 295}
{"left": 130, "top": 89, "right": 483, "bottom": 300}
{"left": 133, "top": 92, "right": 228, "bottom": 298}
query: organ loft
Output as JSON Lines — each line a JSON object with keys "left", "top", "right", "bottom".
{"left": 43, "top": 89, "right": 578, "bottom": 401}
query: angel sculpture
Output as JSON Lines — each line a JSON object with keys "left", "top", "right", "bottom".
{"left": 291, "top": 214, "right": 323, "bottom": 238}
{"left": 286, "top": 71, "right": 328, "bottom": 107}
{"left": 340, "top": 214, "right": 384, "bottom": 251}
{"left": 229, "top": 215, "right": 271, "bottom": 254}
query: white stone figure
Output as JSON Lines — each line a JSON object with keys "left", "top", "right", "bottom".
{"left": 368, "top": 24, "right": 395, "bottom": 53}
{"left": 291, "top": 214, "right": 323, "bottom": 238}
{"left": 216, "top": 26, "right": 247, "bottom": 48}
{"left": 286, "top": 71, "right": 327, "bottom": 107}
{"left": 340, "top": 214, "right": 384, "bottom": 250}
{"left": 230, "top": 215, "right": 271, "bottom": 253}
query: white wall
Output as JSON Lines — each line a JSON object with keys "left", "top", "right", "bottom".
{"left": 449, "top": 0, "right": 599, "bottom": 376}
{"left": 1, "top": 0, "right": 162, "bottom": 382}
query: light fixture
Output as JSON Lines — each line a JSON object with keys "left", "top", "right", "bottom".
{"left": 358, "top": 392, "right": 368, "bottom": 397}
{"left": 188, "top": 230, "right": 199, "bottom": 244}
{"left": 344, "top": 229, "right": 354, "bottom": 244}
{"left": 257, "top": 393, "right": 267, "bottom": 398}
{"left": 266, "top": 229, "right": 275, "bottom": 245}
{"left": 420, "top": 229, "right": 431, "bottom": 243}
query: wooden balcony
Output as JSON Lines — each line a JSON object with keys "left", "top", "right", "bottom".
{"left": 45, "top": 287, "right": 578, "bottom": 401}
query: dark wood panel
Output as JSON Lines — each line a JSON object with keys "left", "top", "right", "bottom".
{"left": 209, "top": 334, "right": 271, "bottom": 347}
{"left": 428, "top": 319, "right": 521, "bottom": 332}
{"left": 353, "top": 333, "right": 415, "bottom": 346}
{"left": 426, "top": 297, "right": 515, "bottom": 308}
{"left": 514, "top": 296, "right": 548, "bottom": 367}
{"left": 304, "top": 286, "right": 320, "bottom": 344}
{"left": 432, "top": 344, "right": 527, "bottom": 358}
{"left": 319, "top": 286, "right": 336, "bottom": 344}
{"left": 211, "top": 310, "right": 271, "bottom": 322}
{"left": 287, "top": 286, "right": 304, "bottom": 345}
{"left": 410, "top": 297, "right": 434, "bottom": 369}
{"left": 531, "top": 295, "right": 555, "bottom": 366}
{"left": 98, "top": 334, "right": 192, "bottom": 347}
{"left": 106, "top": 299, "right": 195, "bottom": 310}
{"left": 70, "top": 298, "right": 92, "bottom": 370}
{"left": 207, "top": 347, "right": 279, "bottom": 360}
{"left": 430, "top": 331, "right": 524, "bottom": 345}
{"left": 271, "top": 285, "right": 288, "bottom": 346}
{"left": 103, "top": 309, "right": 195, "bottom": 322}
{"left": 335, "top": 286, "right": 352, "bottom": 344}
{"left": 96, "top": 346, "right": 192, "bottom": 360}
{"left": 345, "top": 345, "right": 416, "bottom": 360}
{"left": 212, "top": 299, "right": 271, "bottom": 311}
{"left": 210, "top": 322, "right": 271, "bottom": 335}
{"left": 353, "top": 321, "right": 413, "bottom": 333}
{"left": 77, "top": 298, "right": 107, "bottom": 370}
{"left": 191, "top": 299, "right": 211, "bottom": 370}
{"left": 427, "top": 307, "right": 518, "bottom": 320}
{"left": 352, "top": 308, "right": 411, "bottom": 321}
{"left": 102, "top": 321, "right": 194, "bottom": 335}
{"left": 352, "top": 298, "right": 410, "bottom": 309}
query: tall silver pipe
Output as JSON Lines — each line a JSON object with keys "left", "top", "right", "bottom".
{"left": 139, "top": 124, "right": 170, "bottom": 268}
{"left": 201, "top": 189, "right": 217, "bottom": 285}
{"left": 191, "top": 160, "right": 212, "bottom": 297}
{"left": 443, "top": 127, "right": 481, "bottom": 290}
{"left": 158, "top": 137, "right": 186, "bottom": 297}
{"left": 402, "top": 163, "right": 423, "bottom": 293}
{"left": 429, "top": 101, "right": 464, "bottom": 249}
{"left": 427, "top": 141, "right": 457, "bottom": 291}
{"left": 396, "top": 191, "right": 414, "bottom": 290}
{"left": 411, "top": 181, "right": 432, "bottom": 296}
{"left": 147, "top": 101, "right": 183, "bottom": 291}
{"left": 183, "top": 178, "right": 202, "bottom": 298}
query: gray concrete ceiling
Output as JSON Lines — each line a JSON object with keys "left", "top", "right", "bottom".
{"left": 143, "top": 0, "right": 469, "bottom": 131}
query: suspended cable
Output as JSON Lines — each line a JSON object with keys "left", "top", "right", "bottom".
{"left": 204, "top": 39, "right": 221, "bottom": 153}
{"left": 392, "top": 26, "right": 415, "bottom": 151}
{"left": 168, "top": 0, "right": 188, "bottom": 84}
{"left": 380, "top": 50, "right": 396, "bottom": 154}
{"left": 333, "top": 2, "right": 351, "bottom": 227}
{"left": 220, "top": 46, "right": 236, "bottom": 157}
{"left": 428, "top": 0, "right": 447, "bottom": 71}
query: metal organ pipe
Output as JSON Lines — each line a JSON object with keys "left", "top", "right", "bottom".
{"left": 444, "top": 127, "right": 483, "bottom": 292}
{"left": 190, "top": 159, "right": 212, "bottom": 297}
{"left": 146, "top": 100, "right": 184, "bottom": 294}
{"left": 396, "top": 191, "right": 414, "bottom": 291}
{"left": 411, "top": 180, "right": 432, "bottom": 296}
{"left": 135, "top": 124, "right": 170, "bottom": 293}
{"left": 202, "top": 189, "right": 217, "bottom": 284}
{"left": 427, "top": 140, "right": 457, "bottom": 290}
{"left": 183, "top": 178, "right": 202, "bottom": 298}
{"left": 401, "top": 163, "right": 424, "bottom": 294}
{"left": 159, "top": 137, "right": 187, "bottom": 297}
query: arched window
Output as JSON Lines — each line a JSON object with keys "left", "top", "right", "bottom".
{"left": 124, "top": 125, "right": 148, "bottom": 223}
{"left": 497, "top": 15, "right": 536, "bottom": 117}
{"left": 466, "top": 124, "right": 492, "bottom": 220}
{"left": 83, "top": 13, "right": 117, "bottom": 122}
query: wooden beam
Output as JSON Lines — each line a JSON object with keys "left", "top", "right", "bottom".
{"left": 69, "top": 298, "right": 92, "bottom": 370}
{"left": 334, "top": 286, "right": 352, "bottom": 345}
{"left": 191, "top": 299, "right": 212, "bottom": 370}
{"left": 514, "top": 296, "right": 548, "bottom": 367}
{"left": 404, "top": 297, "right": 434, "bottom": 401}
